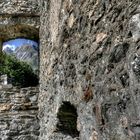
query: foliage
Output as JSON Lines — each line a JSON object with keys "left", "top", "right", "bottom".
{"left": 0, "top": 52, "right": 39, "bottom": 87}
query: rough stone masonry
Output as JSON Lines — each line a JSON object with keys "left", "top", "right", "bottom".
{"left": 0, "top": 86, "right": 39, "bottom": 140}
{"left": 1, "top": 0, "right": 140, "bottom": 140}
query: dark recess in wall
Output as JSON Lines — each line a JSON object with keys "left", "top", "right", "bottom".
{"left": 56, "top": 102, "right": 79, "bottom": 138}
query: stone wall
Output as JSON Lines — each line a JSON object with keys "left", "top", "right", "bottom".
{"left": 0, "top": 1, "right": 40, "bottom": 140}
{"left": 39, "top": 0, "right": 140, "bottom": 140}
{"left": 0, "top": 0, "right": 40, "bottom": 15}
{"left": 1, "top": 0, "right": 140, "bottom": 140}
{"left": 0, "top": 0, "right": 39, "bottom": 42}
{"left": 0, "top": 86, "right": 39, "bottom": 140}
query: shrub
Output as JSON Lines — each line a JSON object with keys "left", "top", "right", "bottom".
{"left": 0, "top": 53, "right": 39, "bottom": 87}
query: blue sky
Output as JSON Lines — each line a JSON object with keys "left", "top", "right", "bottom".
{"left": 3, "top": 38, "right": 38, "bottom": 51}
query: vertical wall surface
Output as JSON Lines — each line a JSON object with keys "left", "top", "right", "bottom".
{"left": 0, "top": 1, "right": 40, "bottom": 140}
{"left": 0, "top": 0, "right": 40, "bottom": 41}
{"left": 39, "top": 0, "right": 140, "bottom": 140}
{"left": 2, "top": 0, "right": 140, "bottom": 140}
{"left": 0, "top": 86, "right": 39, "bottom": 140}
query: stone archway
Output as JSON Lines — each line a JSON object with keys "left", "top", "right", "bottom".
{"left": 0, "top": 24, "right": 39, "bottom": 51}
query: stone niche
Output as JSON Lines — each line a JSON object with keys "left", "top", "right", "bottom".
{"left": 56, "top": 102, "right": 79, "bottom": 138}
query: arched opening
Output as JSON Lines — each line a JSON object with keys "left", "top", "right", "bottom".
{"left": 0, "top": 24, "right": 39, "bottom": 87}
{"left": 56, "top": 102, "right": 79, "bottom": 138}
{"left": 0, "top": 37, "right": 39, "bottom": 87}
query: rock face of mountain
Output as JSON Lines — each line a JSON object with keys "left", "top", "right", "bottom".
{"left": 14, "top": 45, "right": 39, "bottom": 71}
{"left": 3, "top": 45, "right": 38, "bottom": 71}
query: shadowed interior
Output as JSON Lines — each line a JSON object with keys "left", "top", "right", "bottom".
{"left": 56, "top": 102, "right": 79, "bottom": 138}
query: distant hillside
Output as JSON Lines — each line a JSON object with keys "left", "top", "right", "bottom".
{"left": 3, "top": 45, "right": 39, "bottom": 72}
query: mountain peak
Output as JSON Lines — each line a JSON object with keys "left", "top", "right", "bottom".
{"left": 3, "top": 44, "right": 38, "bottom": 71}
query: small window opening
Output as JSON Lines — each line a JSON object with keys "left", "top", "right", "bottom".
{"left": 1, "top": 38, "right": 39, "bottom": 87}
{"left": 56, "top": 102, "right": 79, "bottom": 138}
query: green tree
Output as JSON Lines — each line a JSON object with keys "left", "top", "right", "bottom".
{"left": 0, "top": 53, "right": 39, "bottom": 87}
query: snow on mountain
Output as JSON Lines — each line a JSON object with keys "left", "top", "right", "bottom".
{"left": 2, "top": 47, "right": 13, "bottom": 55}
{"left": 3, "top": 44, "right": 16, "bottom": 51}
